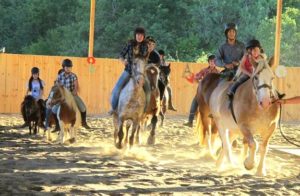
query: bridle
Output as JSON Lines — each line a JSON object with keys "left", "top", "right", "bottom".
{"left": 251, "top": 64, "right": 275, "bottom": 99}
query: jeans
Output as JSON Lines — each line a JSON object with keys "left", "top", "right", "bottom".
{"left": 73, "top": 95, "right": 86, "bottom": 112}
{"left": 111, "top": 71, "right": 131, "bottom": 110}
{"left": 188, "top": 97, "right": 198, "bottom": 122}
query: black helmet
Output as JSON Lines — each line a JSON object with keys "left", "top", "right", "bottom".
{"left": 134, "top": 27, "right": 146, "bottom": 37}
{"left": 62, "top": 59, "right": 73, "bottom": 68}
{"left": 146, "top": 36, "right": 156, "bottom": 43}
{"left": 246, "top": 39, "right": 261, "bottom": 50}
{"left": 31, "top": 67, "right": 39, "bottom": 74}
{"left": 224, "top": 23, "right": 237, "bottom": 36}
{"left": 158, "top": 49, "right": 165, "bottom": 56}
{"left": 207, "top": 54, "right": 216, "bottom": 62}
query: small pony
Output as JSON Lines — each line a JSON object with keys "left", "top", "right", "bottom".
{"left": 21, "top": 95, "right": 44, "bottom": 135}
{"left": 49, "top": 84, "right": 81, "bottom": 144}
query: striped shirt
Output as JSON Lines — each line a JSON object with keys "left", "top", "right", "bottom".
{"left": 57, "top": 72, "right": 77, "bottom": 92}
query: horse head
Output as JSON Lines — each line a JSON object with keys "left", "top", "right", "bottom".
{"left": 159, "top": 64, "right": 171, "bottom": 86}
{"left": 22, "top": 95, "right": 39, "bottom": 117}
{"left": 146, "top": 64, "right": 160, "bottom": 90}
{"left": 50, "top": 84, "right": 65, "bottom": 106}
{"left": 251, "top": 58, "right": 275, "bottom": 109}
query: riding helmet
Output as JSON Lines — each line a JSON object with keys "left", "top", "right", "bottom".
{"left": 224, "top": 22, "right": 237, "bottom": 36}
{"left": 246, "top": 39, "right": 262, "bottom": 50}
{"left": 134, "top": 27, "right": 146, "bottom": 37}
{"left": 31, "top": 67, "right": 39, "bottom": 74}
{"left": 146, "top": 36, "right": 156, "bottom": 43}
{"left": 62, "top": 59, "right": 73, "bottom": 68}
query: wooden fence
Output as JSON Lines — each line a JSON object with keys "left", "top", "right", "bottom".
{"left": 0, "top": 53, "right": 299, "bottom": 121}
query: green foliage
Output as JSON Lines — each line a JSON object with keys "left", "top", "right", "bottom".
{"left": 0, "top": 0, "right": 299, "bottom": 66}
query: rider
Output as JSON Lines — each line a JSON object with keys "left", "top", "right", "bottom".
{"left": 215, "top": 22, "right": 245, "bottom": 78}
{"left": 227, "top": 39, "right": 264, "bottom": 98}
{"left": 109, "top": 27, "right": 148, "bottom": 114}
{"left": 21, "top": 67, "right": 45, "bottom": 128}
{"left": 48, "top": 59, "right": 91, "bottom": 129}
{"left": 183, "top": 55, "right": 219, "bottom": 127}
{"left": 158, "top": 49, "right": 177, "bottom": 111}
{"left": 227, "top": 39, "right": 285, "bottom": 100}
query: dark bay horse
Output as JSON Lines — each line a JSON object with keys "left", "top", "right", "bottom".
{"left": 158, "top": 64, "right": 171, "bottom": 126}
{"left": 196, "top": 59, "right": 279, "bottom": 176}
{"left": 21, "top": 95, "right": 44, "bottom": 135}
{"left": 49, "top": 84, "right": 81, "bottom": 144}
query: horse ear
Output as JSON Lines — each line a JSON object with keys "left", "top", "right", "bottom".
{"left": 268, "top": 56, "right": 274, "bottom": 68}
{"left": 168, "top": 63, "right": 171, "bottom": 67}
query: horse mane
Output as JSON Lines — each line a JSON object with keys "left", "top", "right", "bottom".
{"left": 59, "top": 86, "right": 79, "bottom": 113}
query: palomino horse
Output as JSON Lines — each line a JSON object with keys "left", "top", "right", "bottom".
{"left": 21, "top": 95, "right": 44, "bottom": 135}
{"left": 49, "top": 84, "right": 81, "bottom": 144}
{"left": 197, "top": 58, "right": 279, "bottom": 176}
{"left": 158, "top": 64, "right": 171, "bottom": 127}
{"left": 113, "top": 54, "right": 149, "bottom": 149}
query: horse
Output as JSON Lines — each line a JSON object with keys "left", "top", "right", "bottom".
{"left": 195, "top": 73, "right": 220, "bottom": 156}
{"left": 158, "top": 64, "right": 171, "bottom": 127}
{"left": 112, "top": 50, "right": 149, "bottom": 149}
{"left": 197, "top": 58, "right": 279, "bottom": 176}
{"left": 139, "top": 65, "right": 160, "bottom": 145}
{"left": 21, "top": 95, "right": 44, "bottom": 135}
{"left": 49, "top": 84, "right": 81, "bottom": 144}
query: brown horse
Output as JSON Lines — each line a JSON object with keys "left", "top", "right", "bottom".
{"left": 49, "top": 84, "right": 81, "bottom": 144}
{"left": 196, "top": 59, "right": 279, "bottom": 176}
{"left": 140, "top": 65, "right": 160, "bottom": 145}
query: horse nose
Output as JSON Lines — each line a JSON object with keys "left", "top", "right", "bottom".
{"left": 260, "top": 99, "right": 271, "bottom": 109}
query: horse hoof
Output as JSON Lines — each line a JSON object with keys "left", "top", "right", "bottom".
{"left": 255, "top": 170, "right": 266, "bottom": 177}
{"left": 147, "top": 136, "right": 155, "bottom": 145}
{"left": 69, "top": 138, "right": 76, "bottom": 144}
{"left": 115, "top": 143, "right": 122, "bottom": 149}
{"left": 244, "top": 158, "right": 255, "bottom": 170}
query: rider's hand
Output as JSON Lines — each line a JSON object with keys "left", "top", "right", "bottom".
{"left": 232, "top": 61, "right": 239, "bottom": 66}
{"left": 46, "top": 98, "right": 52, "bottom": 109}
{"left": 225, "top": 64, "right": 234, "bottom": 69}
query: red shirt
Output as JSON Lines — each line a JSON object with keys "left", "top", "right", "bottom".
{"left": 244, "top": 55, "right": 253, "bottom": 74}
{"left": 194, "top": 66, "right": 219, "bottom": 81}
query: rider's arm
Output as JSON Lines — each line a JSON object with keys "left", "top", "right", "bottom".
{"left": 215, "top": 45, "right": 233, "bottom": 69}
{"left": 73, "top": 78, "right": 79, "bottom": 96}
{"left": 119, "top": 43, "right": 130, "bottom": 66}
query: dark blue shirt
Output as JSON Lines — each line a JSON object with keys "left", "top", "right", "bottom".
{"left": 215, "top": 40, "right": 245, "bottom": 68}
{"left": 119, "top": 40, "right": 148, "bottom": 73}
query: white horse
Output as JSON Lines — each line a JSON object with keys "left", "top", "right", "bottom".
{"left": 113, "top": 56, "right": 148, "bottom": 149}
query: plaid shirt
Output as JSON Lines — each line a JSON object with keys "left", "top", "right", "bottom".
{"left": 57, "top": 72, "right": 77, "bottom": 92}
{"left": 119, "top": 40, "right": 148, "bottom": 74}
{"left": 195, "top": 66, "right": 219, "bottom": 81}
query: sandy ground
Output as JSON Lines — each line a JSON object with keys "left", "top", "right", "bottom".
{"left": 0, "top": 114, "right": 299, "bottom": 195}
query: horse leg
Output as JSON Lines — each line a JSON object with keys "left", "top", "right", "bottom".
{"left": 129, "top": 122, "right": 138, "bottom": 148}
{"left": 256, "top": 123, "right": 276, "bottom": 176}
{"left": 58, "top": 121, "right": 65, "bottom": 144}
{"left": 240, "top": 137, "right": 249, "bottom": 162}
{"left": 241, "top": 127, "right": 257, "bottom": 170}
{"left": 220, "top": 128, "right": 235, "bottom": 165}
{"left": 159, "top": 111, "right": 165, "bottom": 127}
{"left": 29, "top": 122, "right": 32, "bottom": 135}
{"left": 147, "top": 115, "right": 158, "bottom": 145}
{"left": 116, "top": 120, "right": 124, "bottom": 149}
{"left": 135, "top": 125, "right": 140, "bottom": 145}
{"left": 113, "top": 114, "right": 118, "bottom": 144}
{"left": 125, "top": 121, "right": 131, "bottom": 146}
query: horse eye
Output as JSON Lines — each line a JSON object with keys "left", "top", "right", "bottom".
{"left": 254, "top": 76, "right": 258, "bottom": 80}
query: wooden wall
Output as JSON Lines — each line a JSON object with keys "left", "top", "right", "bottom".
{"left": 0, "top": 53, "right": 299, "bottom": 121}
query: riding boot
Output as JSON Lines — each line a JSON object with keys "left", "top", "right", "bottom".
{"left": 227, "top": 74, "right": 250, "bottom": 100}
{"left": 81, "top": 111, "right": 91, "bottom": 129}
{"left": 167, "top": 86, "right": 177, "bottom": 111}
